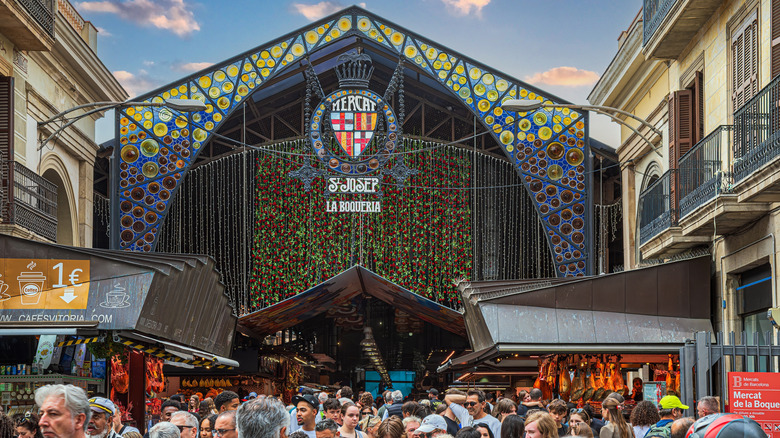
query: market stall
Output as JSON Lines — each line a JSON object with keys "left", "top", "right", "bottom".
{"left": 440, "top": 255, "right": 711, "bottom": 414}
{"left": 0, "top": 234, "right": 238, "bottom": 431}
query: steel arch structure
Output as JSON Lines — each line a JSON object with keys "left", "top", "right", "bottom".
{"left": 110, "top": 6, "right": 592, "bottom": 277}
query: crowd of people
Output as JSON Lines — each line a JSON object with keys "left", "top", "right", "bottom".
{"left": 0, "top": 384, "right": 765, "bottom": 438}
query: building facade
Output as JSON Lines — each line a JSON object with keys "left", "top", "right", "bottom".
{"left": 589, "top": 0, "right": 779, "bottom": 339}
{"left": 0, "top": 0, "right": 126, "bottom": 247}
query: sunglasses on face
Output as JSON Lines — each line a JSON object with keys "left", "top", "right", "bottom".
{"left": 464, "top": 402, "right": 479, "bottom": 407}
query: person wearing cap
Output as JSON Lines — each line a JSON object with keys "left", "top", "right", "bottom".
{"left": 243, "top": 393, "right": 258, "bottom": 402}
{"left": 644, "top": 396, "right": 689, "bottom": 438}
{"left": 293, "top": 394, "right": 319, "bottom": 438}
{"left": 415, "top": 415, "right": 448, "bottom": 438}
{"left": 427, "top": 390, "right": 439, "bottom": 403}
{"left": 87, "top": 397, "right": 120, "bottom": 438}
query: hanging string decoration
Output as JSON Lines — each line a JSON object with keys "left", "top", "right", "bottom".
{"left": 159, "top": 140, "right": 557, "bottom": 315}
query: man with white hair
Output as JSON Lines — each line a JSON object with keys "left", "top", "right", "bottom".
{"left": 150, "top": 423, "right": 180, "bottom": 438}
{"left": 87, "top": 397, "right": 120, "bottom": 438}
{"left": 170, "top": 411, "right": 199, "bottom": 438}
{"left": 382, "top": 391, "right": 404, "bottom": 420}
{"left": 36, "top": 384, "right": 92, "bottom": 438}
{"left": 237, "top": 397, "right": 289, "bottom": 438}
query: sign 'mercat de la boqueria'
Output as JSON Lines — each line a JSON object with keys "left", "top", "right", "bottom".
{"left": 290, "top": 51, "right": 412, "bottom": 213}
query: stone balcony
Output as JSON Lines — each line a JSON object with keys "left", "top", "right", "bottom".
{"left": 638, "top": 77, "right": 780, "bottom": 259}
{"left": 642, "top": 0, "right": 725, "bottom": 60}
{"left": 0, "top": 0, "right": 56, "bottom": 51}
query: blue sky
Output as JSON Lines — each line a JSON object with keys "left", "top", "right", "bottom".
{"left": 81, "top": 0, "right": 642, "bottom": 146}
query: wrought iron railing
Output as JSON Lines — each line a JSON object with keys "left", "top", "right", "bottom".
{"left": 638, "top": 169, "right": 677, "bottom": 245}
{"left": 0, "top": 161, "right": 57, "bottom": 241}
{"left": 643, "top": 0, "right": 677, "bottom": 46}
{"left": 678, "top": 126, "right": 733, "bottom": 219}
{"left": 733, "top": 74, "right": 780, "bottom": 183}
{"left": 17, "top": 0, "right": 55, "bottom": 38}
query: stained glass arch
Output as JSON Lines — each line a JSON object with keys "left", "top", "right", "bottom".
{"left": 111, "top": 6, "right": 592, "bottom": 277}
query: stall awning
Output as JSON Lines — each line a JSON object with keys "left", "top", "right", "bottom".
{"left": 442, "top": 255, "right": 713, "bottom": 371}
{"left": 0, "top": 234, "right": 236, "bottom": 357}
{"left": 118, "top": 332, "right": 239, "bottom": 368}
{"left": 239, "top": 265, "right": 465, "bottom": 337}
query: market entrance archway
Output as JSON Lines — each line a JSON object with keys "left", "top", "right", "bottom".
{"left": 111, "top": 6, "right": 592, "bottom": 277}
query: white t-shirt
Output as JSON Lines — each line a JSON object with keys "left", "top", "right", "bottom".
{"left": 449, "top": 403, "right": 502, "bottom": 438}
{"left": 300, "top": 429, "right": 316, "bottom": 438}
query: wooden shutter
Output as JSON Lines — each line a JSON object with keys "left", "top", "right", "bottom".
{"left": 772, "top": 0, "right": 780, "bottom": 78}
{"left": 669, "top": 89, "right": 693, "bottom": 168}
{"left": 0, "top": 75, "right": 14, "bottom": 222}
{"left": 693, "top": 71, "right": 704, "bottom": 144}
{"left": 669, "top": 90, "right": 692, "bottom": 218}
{"left": 732, "top": 10, "right": 759, "bottom": 112}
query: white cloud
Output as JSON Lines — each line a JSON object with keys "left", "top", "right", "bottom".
{"left": 142, "top": 60, "right": 155, "bottom": 66}
{"left": 113, "top": 70, "right": 163, "bottom": 97}
{"left": 292, "top": 1, "right": 365, "bottom": 21}
{"left": 76, "top": 0, "right": 200, "bottom": 37}
{"left": 174, "top": 61, "right": 214, "bottom": 72}
{"left": 441, "top": 0, "right": 491, "bottom": 16}
{"left": 524, "top": 66, "right": 600, "bottom": 87}
{"left": 95, "top": 26, "right": 112, "bottom": 37}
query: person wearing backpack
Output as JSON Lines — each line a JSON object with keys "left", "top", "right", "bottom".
{"left": 644, "top": 396, "right": 688, "bottom": 438}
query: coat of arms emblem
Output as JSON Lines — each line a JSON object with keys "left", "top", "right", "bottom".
{"left": 307, "top": 52, "right": 400, "bottom": 175}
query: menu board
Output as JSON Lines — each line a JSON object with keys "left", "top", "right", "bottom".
{"left": 643, "top": 381, "right": 666, "bottom": 407}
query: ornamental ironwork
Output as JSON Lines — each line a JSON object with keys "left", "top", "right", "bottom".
{"left": 112, "top": 6, "right": 592, "bottom": 277}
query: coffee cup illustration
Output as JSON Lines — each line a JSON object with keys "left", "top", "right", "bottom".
{"left": 100, "top": 283, "right": 130, "bottom": 308}
{"left": 18, "top": 262, "right": 45, "bottom": 305}
{"left": 0, "top": 275, "right": 9, "bottom": 302}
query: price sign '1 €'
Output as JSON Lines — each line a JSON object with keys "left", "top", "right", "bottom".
{"left": 0, "top": 258, "right": 90, "bottom": 310}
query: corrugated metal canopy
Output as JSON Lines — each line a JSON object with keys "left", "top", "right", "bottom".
{"left": 238, "top": 265, "right": 465, "bottom": 337}
{"left": 0, "top": 234, "right": 235, "bottom": 357}
{"left": 444, "top": 256, "right": 713, "bottom": 371}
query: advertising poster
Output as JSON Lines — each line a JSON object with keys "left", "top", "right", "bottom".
{"left": 728, "top": 372, "right": 780, "bottom": 438}
{"left": 643, "top": 381, "right": 666, "bottom": 407}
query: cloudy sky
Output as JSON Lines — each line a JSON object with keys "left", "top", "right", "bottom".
{"left": 80, "top": 0, "right": 642, "bottom": 146}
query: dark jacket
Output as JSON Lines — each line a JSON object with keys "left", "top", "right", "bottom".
{"left": 386, "top": 403, "right": 403, "bottom": 419}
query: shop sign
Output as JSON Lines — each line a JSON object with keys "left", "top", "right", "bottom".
{"left": 728, "top": 372, "right": 780, "bottom": 437}
{"left": 643, "top": 381, "right": 666, "bottom": 407}
{"left": 0, "top": 258, "right": 153, "bottom": 329}
{"left": 291, "top": 51, "right": 416, "bottom": 212}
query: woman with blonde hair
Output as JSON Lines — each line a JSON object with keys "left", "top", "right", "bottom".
{"left": 599, "top": 398, "right": 634, "bottom": 438}
{"left": 492, "top": 398, "right": 517, "bottom": 423}
{"left": 524, "top": 411, "right": 557, "bottom": 438}
{"left": 360, "top": 415, "right": 382, "bottom": 438}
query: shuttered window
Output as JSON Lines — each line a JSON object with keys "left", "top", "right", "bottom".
{"left": 772, "top": 0, "right": 780, "bottom": 78}
{"left": 693, "top": 71, "right": 704, "bottom": 144}
{"left": 668, "top": 89, "right": 693, "bottom": 216}
{"left": 0, "top": 75, "right": 14, "bottom": 222}
{"left": 669, "top": 89, "right": 694, "bottom": 168}
{"left": 732, "top": 9, "right": 759, "bottom": 112}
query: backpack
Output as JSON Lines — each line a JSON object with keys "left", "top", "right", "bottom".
{"left": 644, "top": 422, "right": 672, "bottom": 438}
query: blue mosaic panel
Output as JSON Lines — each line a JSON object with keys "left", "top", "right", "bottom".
{"left": 114, "top": 7, "right": 590, "bottom": 277}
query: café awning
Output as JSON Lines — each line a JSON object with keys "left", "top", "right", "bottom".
{"left": 238, "top": 265, "right": 466, "bottom": 338}
{"left": 0, "top": 234, "right": 236, "bottom": 357}
{"left": 441, "top": 255, "right": 713, "bottom": 371}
